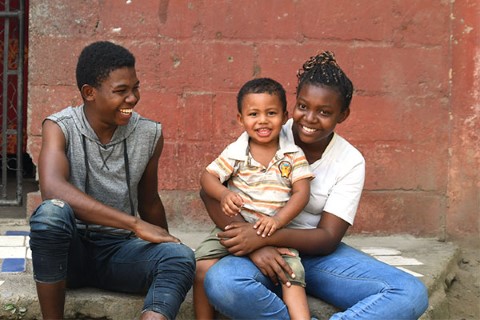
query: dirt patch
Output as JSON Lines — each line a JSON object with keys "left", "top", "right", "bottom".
{"left": 445, "top": 239, "right": 480, "bottom": 320}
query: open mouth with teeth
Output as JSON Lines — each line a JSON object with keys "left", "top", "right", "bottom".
{"left": 256, "top": 128, "right": 272, "bottom": 137}
{"left": 119, "top": 108, "right": 133, "bottom": 115}
{"left": 301, "top": 125, "right": 317, "bottom": 133}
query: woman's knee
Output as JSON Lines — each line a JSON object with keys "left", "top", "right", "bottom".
{"left": 195, "top": 259, "right": 217, "bottom": 283}
{"left": 404, "top": 276, "right": 429, "bottom": 316}
{"left": 384, "top": 271, "right": 429, "bottom": 318}
{"left": 203, "top": 257, "right": 248, "bottom": 303}
{"left": 204, "top": 264, "right": 236, "bottom": 306}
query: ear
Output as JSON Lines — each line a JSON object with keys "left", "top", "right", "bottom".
{"left": 236, "top": 112, "right": 244, "bottom": 127}
{"left": 337, "top": 108, "right": 350, "bottom": 124}
{"left": 282, "top": 110, "right": 288, "bottom": 124}
{"left": 81, "top": 84, "right": 95, "bottom": 102}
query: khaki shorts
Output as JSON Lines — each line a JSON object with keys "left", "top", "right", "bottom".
{"left": 195, "top": 227, "right": 305, "bottom": 287}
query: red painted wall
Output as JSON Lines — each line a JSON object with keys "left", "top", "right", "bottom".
{"left": 26, "top": 1, "right": 479, "bottom": 239}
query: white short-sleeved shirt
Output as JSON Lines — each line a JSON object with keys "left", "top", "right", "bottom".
{"left": 283, "top": 119, "right": 366, "bottom": 229}
{"left": 207, "top": 130, "right": 314, "bottom": 224}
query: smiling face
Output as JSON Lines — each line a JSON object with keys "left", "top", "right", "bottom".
{"left": 237, "top": 93, "right": 287, "bottom": 149}
{"left": 84, "top": 66, "right": 140, "bottom": 128}
{"left": 292, "top": 83, "right": 349, "bottom": 153}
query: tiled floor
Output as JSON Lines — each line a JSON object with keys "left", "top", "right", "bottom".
{"left": 0, "top": 230, "right": 30, "bottom": 273}
{"left": 0, "top": 229, "right": 425, "bottom": 277}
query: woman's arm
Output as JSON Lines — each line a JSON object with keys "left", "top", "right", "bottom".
{"left": 254, "top": 178, "right": 311, "bottom": 237}
{"left": 218, "top": 211, "right": 350, "bottom": 256}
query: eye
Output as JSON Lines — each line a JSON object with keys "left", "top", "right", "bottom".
{"left": 248, "top": 112, "right": 257, "bottom": 117}
{"left": 113, "top": 88, "right": 127, "bottom": 94}
{"left": 267, "top": 111, "right": 278, "bottom": 116}
{"left": 319, "top": 110, "right": 331, "bottom": 116}
{"left": 297, "top": 103, "right": 306, "bottom": 110}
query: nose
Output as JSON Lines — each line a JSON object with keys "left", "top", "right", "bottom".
{"left": 305, "top": 110, "right": 316, "bottom": 122}
{"left": 258, "top": 113, "right": 268, "bottom": 123}
{"left": 125, "top": 91, "right": 139, "bottom": 105}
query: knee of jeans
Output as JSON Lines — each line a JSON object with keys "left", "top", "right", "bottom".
{"left": 407, "top": 277, "right": 429, "bottom": 314}
{"left": 204, "top": 264, "right": 234, "bottom": 300}
{"left": 157, "top": 243, "right": 195, "bottom": 272}
{"left": 29, "top": 199, "right": 75, "bottom": 233}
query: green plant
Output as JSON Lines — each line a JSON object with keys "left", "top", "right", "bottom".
{"left": 2, "top": 303, "right": 27, "bottom": 319}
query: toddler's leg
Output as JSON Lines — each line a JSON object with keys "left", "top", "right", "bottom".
{"left": 194, "top": 259, "right": 219, "bottom": 320}
{"left": 282, "top": 249, "right": 310, "bottom": 320}
{"left": 282, "top": 284, "right": 310, "bottom": 320}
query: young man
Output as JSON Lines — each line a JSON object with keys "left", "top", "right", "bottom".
{"left": 29, "top": 41, "right": 195, "bottom": 320}
{"left": 194, "top": 78, "right": 314, "bottom": 320}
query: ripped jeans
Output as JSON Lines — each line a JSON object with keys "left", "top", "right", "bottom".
{"left": 29, "top": 200, "right": 195, "bottom": 320}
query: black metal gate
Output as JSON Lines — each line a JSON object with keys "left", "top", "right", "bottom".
{"left": 0, "top": 0, "right": 26, "bottom": 206}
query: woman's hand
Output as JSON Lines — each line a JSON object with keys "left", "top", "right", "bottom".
{"left": 218, "top": 221, "right": 265, "bottom": 255}
{"left": 249, "top": 247, "right": 295, "bottom": 286}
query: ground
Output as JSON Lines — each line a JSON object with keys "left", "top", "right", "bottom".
{"left": 445, "top": 239, "right": 480, "bottom": 320}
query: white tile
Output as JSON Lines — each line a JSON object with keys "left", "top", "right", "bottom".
{"left": 0, "top": 236, "right": 26, "bottom": 247}
{"left": 0, "top": 247, "right": 27, "bottom": 259}
{"left": 361, "top": 247, "right": 402, "bottom": 256}
{"left": 25, "top": 236, "right": 30, "bottom": 247}
{"left": 375, "top": 255, "right": 424, "bottom": 266}
{"left": 26, "top": 248, "right": 32, "bottom": 259}
{"left": 397, "top": 266, "right": 424, "bottom": 277}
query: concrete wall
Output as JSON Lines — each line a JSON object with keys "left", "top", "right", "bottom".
{"left": 26, "top": 1, "right": 479, "bottom": 239}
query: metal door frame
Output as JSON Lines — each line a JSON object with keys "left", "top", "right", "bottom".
{"left": 0, "top": 0, "right": 25, "bottom": 205}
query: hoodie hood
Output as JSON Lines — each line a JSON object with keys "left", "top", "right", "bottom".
{"left": 70, "top": 105, "right": 140, "bottom": 146}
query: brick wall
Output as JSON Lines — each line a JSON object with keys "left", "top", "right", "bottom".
{"left": 26, "top": 1, "right": 479, "bottom": 239}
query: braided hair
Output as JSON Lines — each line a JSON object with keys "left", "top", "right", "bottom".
{"left": 296, "top": 51, "right": 354, "bottom": 112}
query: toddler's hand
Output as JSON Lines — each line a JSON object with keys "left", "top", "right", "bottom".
{"left": 220, "top": 190, "right": 243, "bottom": 217}
{"left": 254, "top": 216, "right": 282, "bottom": 237}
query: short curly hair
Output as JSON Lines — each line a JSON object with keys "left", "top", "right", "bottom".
{"left": 75, "top": 41, "right": 135, "bottom": 90}
{"left": 237, "top": 78, "right": 287, "bottom": 114}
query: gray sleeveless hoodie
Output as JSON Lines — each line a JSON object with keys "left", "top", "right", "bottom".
{"left": 46, "top": 105, "right": 161, "bottom": 234}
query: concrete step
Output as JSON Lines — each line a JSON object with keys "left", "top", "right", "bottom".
{"left": 0, "top": 225, "right": 459, "bottom": 319}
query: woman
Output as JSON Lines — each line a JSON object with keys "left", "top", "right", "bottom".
{"left": 201, "top": 51, "right": 429, "bottom": 319}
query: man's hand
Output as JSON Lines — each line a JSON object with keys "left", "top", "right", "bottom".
{"left": 249, "top": 246, "right": 295, "bottom": 286}
{"left": 133, "top": 218, "right": 180, "bottom": 243}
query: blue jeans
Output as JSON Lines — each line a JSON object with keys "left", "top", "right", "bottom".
{"left": 204, "top": 243, "right": 428, "bottom": 320}
{"left": 29, "top": 200, "right": 195, "bottom": 320}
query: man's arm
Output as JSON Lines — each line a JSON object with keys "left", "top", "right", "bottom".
{"left": 39, "top": 120, "right": 178, "bottom": 243}
{"left": 137, "top": 134, "right": 168, "bottom": 229}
